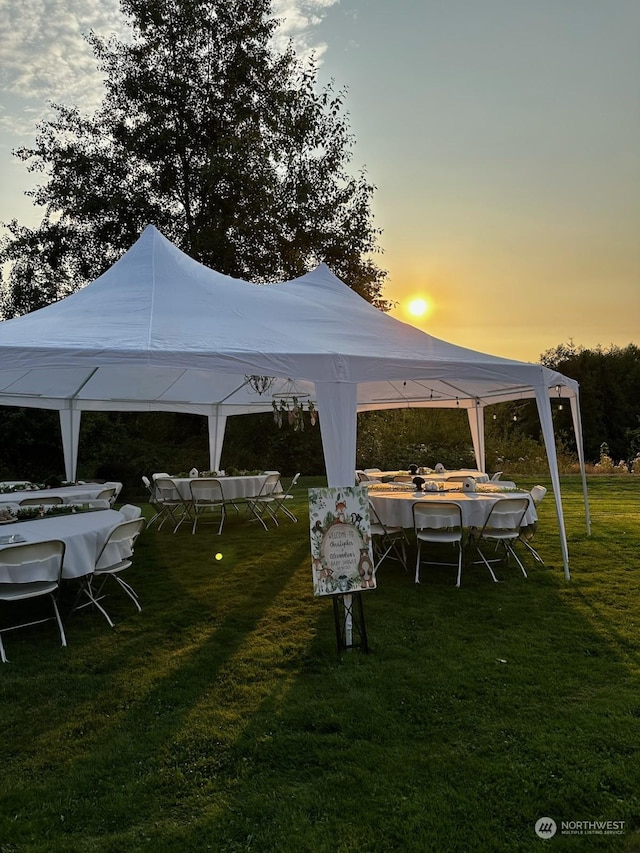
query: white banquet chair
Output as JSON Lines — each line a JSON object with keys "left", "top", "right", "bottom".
{"left": 412, "top": 501, "right": 464, "bottom": 587}
{"left": 519, "top": 485, "right": 548, "bottom": 565}
{"left": 95, "top": 487, "right": 118, "bottom": 506}
{"left": 76, "top": 518, "right": 146, "bottom": 627}
{"left": 269, "top": 472, "right": 300, "bottom": 522}
{"left": 369, "top": 500, "right": 408, "bottom": 573}
{"left": 19, "top": 495, "right": 63, "bottom": 506}
{"left": 245, "top": 473, "right": 282, "bottom": 529}
{"left": 189, "top": 478, "right": 226, "bottom": 534}
{"left": 471, "top": 497, "right": 530, "bottom": 581}
{"left": 0, "top": 540, "right": 67, "bottom": 663}
{"left": 153, "top": 477, "right": 192, "bottom": 532}
{"left": 120, "top": 504, "right": 143, "bottom": 521}
{"left": 141, "top": 476, "right": 163, "bottom": 527}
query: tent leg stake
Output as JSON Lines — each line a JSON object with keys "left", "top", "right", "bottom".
{"left": 333, "top": 593, "right": 369, "bottom": 654}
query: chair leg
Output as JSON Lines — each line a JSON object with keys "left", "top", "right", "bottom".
{"left": 475, "top": 545, "right": 501, "bottom": 583}
{"left": 51, "top": 594, "right": 67, "bottom": 648}
{"left": 520, "top": 536, "right": 544, "bottom": 564}
{"left": 455, "top": 545, "right": 463, "bottom": 588}
{"left": 506, "top": 542, "right": 528, "bottom": 578}
{"left": 81, "top": 578, "right": 116, "bottom": 628}
{"left": 113, "top": 576, "right": 142, "bottom": 612}
{"left": 415, "top": 543, "right": 421, "bottom": 584}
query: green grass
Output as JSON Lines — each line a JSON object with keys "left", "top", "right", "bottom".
{"left": 1, "top": 476, "right": 640, "bottom": 852}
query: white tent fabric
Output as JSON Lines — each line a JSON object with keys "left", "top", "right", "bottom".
{"left": 0, "top": 225, "right": 586, "bottom": 575}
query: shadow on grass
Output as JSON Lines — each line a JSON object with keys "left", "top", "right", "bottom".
{"left": 1, "top": 484, "right": 640, "bottom": 852}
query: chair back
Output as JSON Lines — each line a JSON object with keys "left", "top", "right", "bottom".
{"left": 413, "top": 501, "right": 462, "bottom": 532}
{"left": 141, "top": 475, "right": 152, "bottom": 492}
{"left": 530, "top": 485, "right": 548, "bottom": 505}
{"left": 189, "top": 478, "right": 224, "bottom": 502}
{"left": 96, "top": 487, "right": 117, "bottom": 504}
{"left": 256, "top": 473, "right": 282, "bottom": 497}
{"left": 356, "top": 471, "right": 372, "bottom": 483}
{"left": 154, "top": 477, "right": 181, "bottom": 501}
{"left": 19, "top": 495, "right": 63, "bottom": 506}
{"left": 369, "top": 500, "right": 403, "bottom": 536}
{"left": 368, "top": 499, "right": 386, "bottom": 533}
{"left": 445, "top": 474, "right": 474, "bottom": 483}
{"left": 120, "top": 504, "right": 143, "bottom": 520}
{"left": 0, "top": 540, "right": 65, "bottom": 585}
{"left": 275, "top": 472, "right": 300, "bottom": 497}
{"left": 491, "top": 472, "right": 503, "bottom": 482}
{"left": 96, "top": 518, "right": 145, "bottom": 568}
{"left": 482, "top": 497, "right": 529, "bottom": 533}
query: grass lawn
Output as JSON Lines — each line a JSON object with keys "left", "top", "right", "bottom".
{"left": 1, "top": 475, "right": 639, "bottom": 852}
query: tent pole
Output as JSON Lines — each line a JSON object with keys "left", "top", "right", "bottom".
{"left": 59, "top": 407, "right": 81, "bottom": 482}
{"left": 467, "top": 402, "right": 486, "bottom": 473}
{"left": 315, "top": 381, "right": 359, "bottom": 645}
{"left": 569, "top": 393, "right": 591, "bottom": 535}
{"left": 208, "top": 409, "right": 227, "bottom": 472}
{"left": 534, "top": 380, "right": 570, "bottom": 579}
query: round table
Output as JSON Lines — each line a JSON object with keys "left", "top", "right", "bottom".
{"left": 364, "top": 469, "right": 490, "bottom": 483}
{"left": 0, "top": 509, "right": 125, "bottom": 579}
{"left": 0, "top": 483, "right": 122, "bottom": 507}
{"left": 166, "top": 474, "right": 274, "bottom": 502}
{"left": 369, "top": 489, "right": 536, "bottom": 530}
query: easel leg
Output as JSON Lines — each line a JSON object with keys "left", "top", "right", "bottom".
{"left": 332, "top": 593, "right": 369, "bottom": 654}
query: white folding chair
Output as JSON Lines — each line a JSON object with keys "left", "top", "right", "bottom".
{"left": 245, "top": 473, "right": 283, "bottom": 529}
{"left": 141, "top": 476, "right": 163, "bottom": 527}
{"left": 0, "top": 540, "right": 67, "bottom": 663}
{"left": 356, "top": 470, "right": 372, "bottom": 483}
{"left": 120, "top": 504, "right": 143, "bottom": 521}
{"left": 490, "top": 471, "right": 503, "bottom": 482}
{"left": 269, "top": 473, "right": 300, "bottom": 522}
{"left": 78, "top": 518, "right": 146, "bottom": 627}
{"left": 472, "top": 497, "right": 530, "bottom": 581}
{"left": 153, "top": 477, "right": 192, "bottom": 532}
{"left": 95, "top": 487, "right": 117, "bottom": 506}
{"left": 19, "top": 495, "right": 63, "bottom": 506}
{"left": 189, "top": 478, "right": 226, "bottom": 534}
{"left": 519, "top": 485, "right": 547, "bottom": 564}
{"left": 412, "top": 502, "right": 464, "bottom": 587}
{"left": 369, "top": 500, "right": 409, "bottom": 572}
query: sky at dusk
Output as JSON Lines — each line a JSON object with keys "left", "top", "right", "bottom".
{"left": 1, "top": 0, "right": 638, "bottom": 362}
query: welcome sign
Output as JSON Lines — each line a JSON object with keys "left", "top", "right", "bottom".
{"left": 308, "top": 486, "right": 375, "bottom": 596}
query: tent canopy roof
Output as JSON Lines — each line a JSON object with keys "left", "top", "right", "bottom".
{"left": 0, "top": 224, "right": 577, "bottom": 413}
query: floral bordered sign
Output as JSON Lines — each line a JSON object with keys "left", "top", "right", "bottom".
{"left": 308, "top": 486, "right": 375, "bottom": 596}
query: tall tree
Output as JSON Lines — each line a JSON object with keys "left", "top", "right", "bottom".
{"left": 0, "top": 0, "right": 387, "bottom": 317}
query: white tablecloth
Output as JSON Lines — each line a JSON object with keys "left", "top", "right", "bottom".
{"left": 0, "top": 483, "right": 121, "bottom": 507}
{"left": 0, "top": 509, "right": 125, "bottom": 579}
{"left": 365, "top": 469, "right": 490, "bottom": 483}
{"left": 169, "top": 475, "right": 272, "bottom": 501}
{"left": 370, "top": 491, "right": 536, "bottom": 530}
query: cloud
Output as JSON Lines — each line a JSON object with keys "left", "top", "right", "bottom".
{"left": 0, "top": 0, "right": 339, "bottom": 136}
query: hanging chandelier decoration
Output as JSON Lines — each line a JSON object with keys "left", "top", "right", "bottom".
{"left": 271, "top": 380, "right": 317, "bottom": 431}
{"left": 245, "top": 375, "right": 276, "bottom": 395}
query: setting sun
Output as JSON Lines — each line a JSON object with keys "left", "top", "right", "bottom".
{"left": 408, "top": 297, "right": 430, "bottom": 318}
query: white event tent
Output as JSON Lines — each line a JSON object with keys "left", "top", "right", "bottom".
{"left": 0, "top": 225, "right": 588, "bottom": 576}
